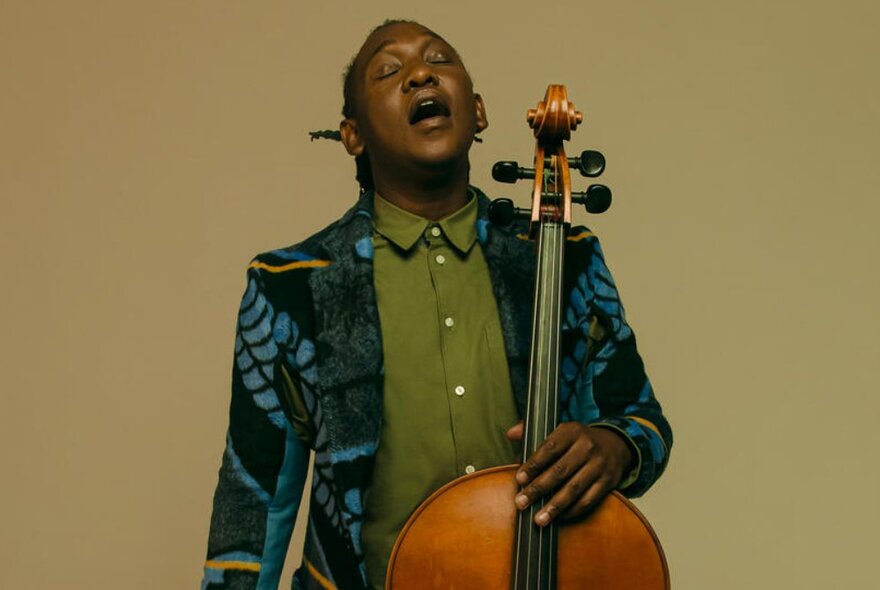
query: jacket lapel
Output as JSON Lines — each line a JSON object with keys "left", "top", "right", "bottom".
{"left": 477, "top": 193, "right": 536, "bottom": 414}
{"left": 307, "top": 196, "right": 384, "bottom": 452}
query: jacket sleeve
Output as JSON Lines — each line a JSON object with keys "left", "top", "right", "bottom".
{"left": 202, "top": 266, "right": 310, "bottom": 590}
{"left": 579, "top": 236, "right": 672, "bottom": 498}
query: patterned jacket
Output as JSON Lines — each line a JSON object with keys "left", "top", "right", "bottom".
{"left": 202, "top": 188, "right": 672, "bottom": 590}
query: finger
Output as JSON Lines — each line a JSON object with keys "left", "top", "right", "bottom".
{"left": 516, "top": 424, "right": 580, "bottom": 485}
{"left": 515, "top": 444, "right": 587, "bottom": 511}
{"left": 506, "top": 421, "right": 524, "bottom": 442}
{"left": 559, "top": 476, "right": 614, "bottom": 522}
{"left": 533, "top": 463, "right": 603, "bottom": 526}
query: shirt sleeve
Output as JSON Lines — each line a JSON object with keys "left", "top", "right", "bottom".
{"left": 202, "top": 267, "right": 310, "bottom": 590}
{"left": 582, "top": 237, "right": 672, "bottom": 497}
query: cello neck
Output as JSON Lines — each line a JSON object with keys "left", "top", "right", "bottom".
{"left": 521, "top": 219, "right": 566, "bottom": 461}
{"left": 513, "top": 150, "right": 570, "bottom": 590}
{"left": 512, "top": 221, "right": 566, "bottom": 589}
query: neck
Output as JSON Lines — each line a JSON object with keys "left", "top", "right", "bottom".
{"left": 371, "top": 159, "right": 470, "bottom": 220}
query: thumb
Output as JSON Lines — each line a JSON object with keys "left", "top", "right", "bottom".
{"left": 506, "top": 421, "right": 524, "bottom": 442}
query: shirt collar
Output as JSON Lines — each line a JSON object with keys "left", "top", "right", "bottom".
{"left": 372, "top": 190, "right": 477, "bottom": 254}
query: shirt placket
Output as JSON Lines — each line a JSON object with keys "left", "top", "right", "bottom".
{"left": 425, "top": 224, "right": 477, "bottom": 477}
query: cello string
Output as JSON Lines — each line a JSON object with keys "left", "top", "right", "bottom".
{"left": 536, "top": 216, "right": 550, "bottom": 588}
{"left": 522, "top": 204, "right": 545, "bottom": 589}
{"left": 542, "top": 173, "right": 557, "bottom": 588}
{"left": 542, "top": 158, "right": 560, "bottom": 589}
{"left": 546, "top": 158, "right": 565, "bottom": 590}
{"left": 534, "top": 215, "right": 550, "bottom": 589}
{"left": 551, "top": 204, "right": 564, "bottom": 589}
{"left": 551, "top": 154, "right": 568, "bottom": 588}
{"left": 548, "top": 216, "right": 562, "bottom": 589}
{"left": 516, "top": 212, "right": 543, "bottom": 590}
{"left": 537, "top": 204, "right": 555, "bottom": 589}
{"left": 516, "top": 151, "right": 569, "bottom": 590}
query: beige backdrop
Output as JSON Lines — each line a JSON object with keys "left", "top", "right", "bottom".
{"left": 1, "top": 1, "right": 878, "bottom": 588}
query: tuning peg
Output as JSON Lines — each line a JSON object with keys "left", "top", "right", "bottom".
{"left": 568, "top": 150, "right": 605, "bottom": 178}
{"left": 488, "top": 198, "right": 530, "bottom": 225}
{"left": 572, "top": 184, "right": 612, "bottom": 214}
{"left": 492, "top": 161, "right": 536, "bottom": 184}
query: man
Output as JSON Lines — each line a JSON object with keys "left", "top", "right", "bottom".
{"left": 202, "top": 20, "right": 671, "bottom": 590}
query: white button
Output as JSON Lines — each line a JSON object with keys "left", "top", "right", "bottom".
{"left": 465, "top": 465, "right": 476, "bottom": 474}
{"left": 444, "top": 317, "right": 454, "bottom": 328}
{"left": 431, "top": 226, "right": 441, "bottom": 237}
{"left": 454, "top": 385, "right": 465, "bottom": 396}
{"left": 435, "top": 254, "right": 446, "bottom": 265}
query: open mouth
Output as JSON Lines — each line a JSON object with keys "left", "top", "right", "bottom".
{"left": 409, "top": 95, "right": 451, "bottom": 125}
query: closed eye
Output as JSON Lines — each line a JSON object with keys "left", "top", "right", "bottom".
{"left": 374, "top": 63, "right": 401, "bottom": 79}
{"left": 426, "top": 50, "right": 453, "bottom": 64}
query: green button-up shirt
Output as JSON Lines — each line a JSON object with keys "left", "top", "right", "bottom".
{"left": 283, "top": 192, "right": 521, "bottom": 589}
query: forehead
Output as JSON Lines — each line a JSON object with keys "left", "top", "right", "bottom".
{"left": 358, "top": 22, "right": 453, "bottom": 62}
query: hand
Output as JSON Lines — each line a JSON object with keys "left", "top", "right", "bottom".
{"left": 505, "top": 421, "right": 633, "bottom": 527}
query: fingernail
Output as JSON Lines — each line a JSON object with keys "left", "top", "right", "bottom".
{"left": 535, "top": 511, "right": 550, "bottom": 526}
{"left": 515, "top": 494, "right": 529, "bottom": 509}
{"left": 516, "top": 471, "right": 528, "bottom": 485}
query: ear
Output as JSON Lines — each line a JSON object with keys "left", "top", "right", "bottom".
{"left": 339, "top": 118, "right": 365, "bottom": 156}
{"left": 474, "top": 93, "right": 488, "bottom": 133}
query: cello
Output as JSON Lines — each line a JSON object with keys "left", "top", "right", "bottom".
{"left": 385, "top": 85, "right": 669, "bottom": 589}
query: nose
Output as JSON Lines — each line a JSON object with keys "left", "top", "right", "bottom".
{"left": 404, "top": 61, "right": 438, "bottom": 90}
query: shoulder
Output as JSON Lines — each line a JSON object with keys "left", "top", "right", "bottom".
{"left": 246, "top": 192, "right": 374, "bottom": 280}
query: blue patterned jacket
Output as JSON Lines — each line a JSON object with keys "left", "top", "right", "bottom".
{"left": 202, "top": 188, "right": 672, "bottom": 590}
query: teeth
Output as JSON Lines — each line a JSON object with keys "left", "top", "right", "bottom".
{"left": 410, "top": 97, "right": 448, "bottom": 124}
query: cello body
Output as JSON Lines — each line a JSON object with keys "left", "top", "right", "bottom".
{"left": 386, "top": 466, "right": 669, "bottom": 589}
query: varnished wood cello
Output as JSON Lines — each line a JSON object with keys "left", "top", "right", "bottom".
{"left": 385, "top": 86, "right": 669, "bottom": 589}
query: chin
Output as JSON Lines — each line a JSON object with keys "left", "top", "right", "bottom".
{"left": 413, "top": 136, "right": 472, "bottom": 168}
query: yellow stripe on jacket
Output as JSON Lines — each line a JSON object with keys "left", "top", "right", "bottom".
{"left": 248, "top": 259, "right": 331, "bottom": 273}
{"left": 204, "top": 560, "right": 260, "bottom": 573}
{"left": 305, "top": 558, "right": 338, "bottom": 590}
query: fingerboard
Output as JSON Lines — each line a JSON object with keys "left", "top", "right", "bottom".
{"left": 512, "top": 220, "right": 566, "bottom": 590}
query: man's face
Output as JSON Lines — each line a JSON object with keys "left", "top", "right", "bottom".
{"left": 341, "top": 23, "right": 487, "bottom": 175}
